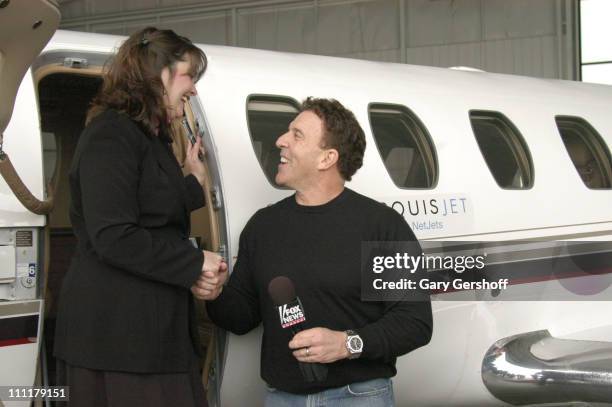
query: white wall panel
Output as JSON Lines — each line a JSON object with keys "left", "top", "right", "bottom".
{"left": 317, "top": 2, "right": 364, "bottom": 54}
{"left": 405, "top": 42, "right": 482, "bottom": 69}
{"left": 238, "top": 6, "right": 317, "bottom": 53}
{"left": 159, "top": 0, "right": 222, "bottom": 7}
{"left": 123, "top": 0, "right": 160, "bottom": 12}
{"left": 89, "top": 0, "right": 123, "bottom": 15}
{"left": 483, "top": 0, "right": 556, "bottom": 40}
{"left": 407, "top": 0, "right": 481, "bottom": 47}
{"left": 482, "top": 36, "right": 558, "bottom": 78}
{"left": 339, "top": 0, "right": 398, "bottom": 53}
{"left": 236, "top": 0, "right": 398, "bottom": 55}
{"left": 274, "top": 7, "right": 317, "bottom": 52}
{"left": 341, "top": 48, "right": 401, "bottom": 63}
{"left": 238, "top": 9, "right": 280, "bottom": 50}
{"left": 316, "top": 0, "right": 398, "bottom": 55}
{"left": 67, "top": 24, "right": 89, "bottom": 32}
{"left": 160, "top": 13, "right": 232, "bottom": 46}
{"left": 59, "top": 0, "right": 577, "bottom": 80}
{"left": 59, "top": 0, "right": 88, "bottom": 19}
{"left": 402, "top": 35, "right": 559, "bottom": 79}
{"left": 91, "top": 19, "right": 158, "bottom": 35}
{"left": 90, "top": 24, "right": 129, "bottom": 36}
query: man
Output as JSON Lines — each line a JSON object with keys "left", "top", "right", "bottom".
{"left": 202, "top": 97, "right": 432, "bottom": 406}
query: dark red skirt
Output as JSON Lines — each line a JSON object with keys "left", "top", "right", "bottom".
{"left": 56, "top": 359, "right": 208, "bottom": 407}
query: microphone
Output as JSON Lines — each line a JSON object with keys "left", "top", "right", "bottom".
{"left": 268, "top": 276, "right": 328, "bottom": 383}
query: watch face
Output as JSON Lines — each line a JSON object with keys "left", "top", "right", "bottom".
{"left": 349, "top": 337, "right": 363, "bottom": 352}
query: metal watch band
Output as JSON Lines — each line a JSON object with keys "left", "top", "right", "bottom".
{"left": 345, "top": 330, "right": 363, "bottom": 359}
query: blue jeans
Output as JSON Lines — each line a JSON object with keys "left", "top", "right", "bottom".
{"left": 264, "top": 378, "right": 394, "bottom": 407}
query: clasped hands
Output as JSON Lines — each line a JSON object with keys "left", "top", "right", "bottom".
{"left": 191, "top": 250, "right": 228, "bottom": 301}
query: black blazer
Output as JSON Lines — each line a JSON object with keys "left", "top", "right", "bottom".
{"left": 54, "top": 110, "right": 205, "bottom": 373}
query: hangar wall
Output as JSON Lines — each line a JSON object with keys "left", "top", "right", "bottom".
{"left": 59, "top": 0, "right": 579, "bottom": 80}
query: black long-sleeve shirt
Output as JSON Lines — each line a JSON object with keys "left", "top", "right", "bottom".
{"left": 207, "top": 188, "right": 432, "bottom": 394}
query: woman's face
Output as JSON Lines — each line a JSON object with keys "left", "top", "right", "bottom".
{"left": 161, "top": 58, "right": 197, "bottom": 121}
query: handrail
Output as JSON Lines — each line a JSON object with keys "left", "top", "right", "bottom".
{"left": 0, "top": 137, "right": 54, "bottom": 215}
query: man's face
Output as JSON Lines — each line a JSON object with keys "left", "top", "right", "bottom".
{"left": 275, "top": 110, "right": 326, "bottom": 189}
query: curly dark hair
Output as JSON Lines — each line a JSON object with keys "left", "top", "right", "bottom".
{"left": 300, "top": 97, "right": 366, "bottom": 181}
{"left": 87, "top": 27, "right": 207, "bottom": 136}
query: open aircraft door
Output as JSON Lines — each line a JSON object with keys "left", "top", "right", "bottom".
{"left": 0, "top": 0, "right": 59, "bottom": 135}
{"left": 0, "top": 1, "right": 60, "bottom": 404}
{"left": 175, "top": 97, "right": 230, "bottom": 406}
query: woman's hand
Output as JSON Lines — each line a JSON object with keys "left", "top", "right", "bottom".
{"left": 184, "top": 135, "right": 206, "bottom": 186}
{"left": 191, "top": 250, "right": 228, "bottom": 300}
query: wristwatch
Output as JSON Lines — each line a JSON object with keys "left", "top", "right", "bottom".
{"left": 345, "top": 330, "right": 363, "bottom": 359}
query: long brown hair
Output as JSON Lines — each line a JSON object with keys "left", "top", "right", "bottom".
{"left": 87, "top": 27, "right": 207, "bottom": 136}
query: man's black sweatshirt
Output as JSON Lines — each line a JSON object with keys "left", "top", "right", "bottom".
{"left": 206, "top": 188, "right": 432, "bottom": 394}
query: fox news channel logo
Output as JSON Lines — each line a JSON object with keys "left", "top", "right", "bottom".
{"left": 278, "top": 300, "right": 305, "bottom": 328}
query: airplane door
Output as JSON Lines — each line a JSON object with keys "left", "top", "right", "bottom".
{"left": 0, "top": 2, "right": 59, "bottom": 405}
{"left": 0, "top": 0, "right": 60, "bottom": 134}
{"left": 177, "top": 98, "right": 230, "bottom": 407}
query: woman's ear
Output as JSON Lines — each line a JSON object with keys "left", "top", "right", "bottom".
{"left": 160, "top": 66, "right": 171, "bottom": 91}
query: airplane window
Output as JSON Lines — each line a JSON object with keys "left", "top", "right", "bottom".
{"left": 369, "top": 104, "right": 437, "bottom": 189}
{"left": 246, "top": 96, "right": 299, "bottom": 188}
{"left": 469, "top": 111, "right": 533, "bottom": 189}
{"left": 555, "top": 116, "right": 612, "bottom": 189}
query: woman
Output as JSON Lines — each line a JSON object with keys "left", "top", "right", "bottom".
{"left": 54, "top": 27, "right": 226, "bottom": 407}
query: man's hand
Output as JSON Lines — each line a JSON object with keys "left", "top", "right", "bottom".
{"left": 202, "top": 250, "right": 223, "bottom": 275}
{"left": 289, "top": 327, "right": 349, "bottom": 363}
{"left": 191, "top": 252, "right": 228, "bottom": 300}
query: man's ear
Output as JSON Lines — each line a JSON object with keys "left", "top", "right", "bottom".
{"left": 319, "top": 148, "right": 339, "bottom": 170}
